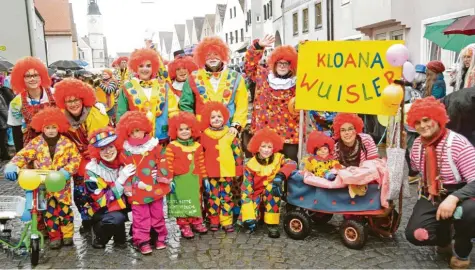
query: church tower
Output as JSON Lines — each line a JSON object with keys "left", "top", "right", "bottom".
{"left": 87, "top": 0, "right": 105, "bottom": 68}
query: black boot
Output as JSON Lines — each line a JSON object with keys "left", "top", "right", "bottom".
{"left": 80, "top": 220, "right": 92, "bottom": 234}
{"left": 113, "top": 223, "right": 127, "bottom": 248}
{"left": 91, "top": 223, "right": 106, "bottom": 249}
{"left": 267, "top": 224, "right": 280, "bottom": 238}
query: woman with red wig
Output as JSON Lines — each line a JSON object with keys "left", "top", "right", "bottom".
{"left": 95, "top": 69, "right": 119, "bottom": 124}
{"left": 165, "top": 112, "right": 208, "bottom": 239}
{"left": 113, "top": 56, "right": 132, "bottom": 89}
{"left": 179, "top": 36, "right": 248, "bottom": 137}
{"left": 116, "top": 48, "right": 178, "bottom": 144}
{"left": 404, "top": 97, "right": 475, "bottom": 269}
{"left": 168, "top": 55, "right": 198, "bottom": 100}
{"left": 7, "top": 56, "right": 56, "bottom": 151}
{"left": 54, "top": 78, "right": 110, "bottom": 232}
{"left": 244, "top": 35, "right": 300, "bottom": 162}
{"left": 240, "top": 128, "right": 296, "bottom": 238}
{"left": 332, "top": 113, "right": 379, "bottom": 167}
{"left": 85, "top": 127, "right": 128, "bottom": 249}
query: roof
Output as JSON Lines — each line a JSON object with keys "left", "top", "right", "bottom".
{"left": 159, "top": 32, "right": 173, "bottom": 54}
{"left": 82, "top": 36, "right": 90, "bottom": 47}
{"left": 34, "top": 8, "right": 45, "bottom": 23}
{"left": 193, "top": 17, "right": 205, "bottom": 41}
{"left": 35, "top": 0, "right": 72, "bottom": 36}
{"left": 217, "top": 4, "right": 227, "bottom": 24}
{"left": 174, "top": 24, "right": 186, "bottom": 49}
{"left": 205, "top": 14, "right": 216, "bottom": 30}
{"left": 185, "top": 20, "right": 194, "bottom": 42}
{"left": 116, "top": 52, "right": 130, "bottom": 57}
{"left": 87, "top": 0, "right": 101, "bottom": 15}
{"left": 69, "top": 3, "right": 78, "bottom": 42}
{"left": 239, "top": 0, "right": 245, "bottom": 12}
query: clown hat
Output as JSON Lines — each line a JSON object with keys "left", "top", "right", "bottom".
{"left": 89, "top": 129, "right": 118, "bottom": 148}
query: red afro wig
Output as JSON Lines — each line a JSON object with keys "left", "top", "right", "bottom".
{"left": 116, "top": 111, "right": 153, "bottom": 140}
{"left": 193, "top": 37, "right": 230, "bottom": 68}
{"left": 247, "top": 128, "right": 284, "bottom": 154}
{"left": 199, "top": 101, "right": 230, "bottom": 130}
{"left": 88, "top": 127, "right": 122, "bottom": 160}
{"left": 333, "top": 113, "right": 364, "bottom": 139}
{"left": 11, "top": 56, "right": 51, "bottom": 94}
{"left": 128, "top": 48, "right": 160, "bottom": 76}
{"left": 168, "top": 56, "right": 198, "bottom": 80}
{"left": 307, "top": 131, "right": 335, "bottom": 154}
{"left": 53, "top": 79, "right": 97, "bottom": 109}
{"left": 169, "top": 112, "right": 201, "bottom": 140}
{"left": 268, "top": 45, "right": 298, "bottom": 75}
{"left": 30, "top": 107, "right": 70, "bottom": 133}
{"left": 407, "top": 96, "right": 449, "bottom": 129}
{"left": 117, "top": 56, "right": 129, "bottom": 64}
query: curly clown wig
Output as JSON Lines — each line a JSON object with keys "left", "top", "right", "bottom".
{"left": 168, "top": 56, "right": 198, "bottom": 80}
{"left": 128, "top": 48, "right": 160, "bottom": 76}
{"left": 268, "top": 45, "right": 298, "bottom": 75}
{"left": 11, "top": 56, "right": 51, "bottom": 95}
{"left": 116, "top": 111, "right": 153, "bottom": 140}
{"left": 247, "top": 128, "right": 284, "bottom": 154}
{"left": 168, "top": 112, "right": 201, "bottom": 140}
{"left": 88, "top": 127, "right": 122, "bottom": 159}
{"left": 199, "top": 101, "right": 230, "bottom": 130}
{"left": 406, "top": 96, "right": 449, "bottom": 129}
{"left": 333, "top": 113, "right": 364, "bottom": 139}
{"left": 193, "top": 37, "right": 230, "bottom": 68}
{"left": 117, "top": 56, "right": 129, "bottom": 64}
{"left": 30, "top": 107, "right": 70, "bottom": 133}
{"left": 307, "top": 131, "right": 335, "bottom": 154}
{"left": 53, "top": 78, "right": 97, "bottom": 109}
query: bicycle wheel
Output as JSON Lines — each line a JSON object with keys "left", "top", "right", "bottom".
{"left": 30, "top": 238, "right": 40, "bottom": 266}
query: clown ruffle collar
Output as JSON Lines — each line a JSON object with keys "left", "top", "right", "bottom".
{"left": 267, "top": 72, "right": 296, "bottom": 90}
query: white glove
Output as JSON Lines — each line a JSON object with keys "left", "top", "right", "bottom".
{"left": 95, "top": 102, "right": 107, "bottom": 115}
{"left": 117, "top": 164, "right": 136, "bottom": 185}
{"left": 157, "top": 177, "right": 172, "bottom": 184}
{"left": 138, "top": 181, "right": 152, "bottom": 191}
{"left": 125, "top": 191, "right": 132, "bottom": 197}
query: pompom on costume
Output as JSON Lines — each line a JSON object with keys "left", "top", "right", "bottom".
{"left": 303, "top": 131, "right": 341, "bottom": 180}
{"left": 199, "top": 102, "right": 243, "bottom": 231}
{"left": 117, "top": 111, "right": 170, "bottom": 248}
{"left": 116, "top": 48, "right": 178, "bottom": 141}
{"left": 240, "top": 128, "right": 297, "bottom": 237}
{"left": 168, "top": 56, "right": 198, "bottom": 100}
{"left": 165, "top": 112, "right": 208, "bottom": 238}
{"left": 9, "top": 107, "right": 81, "bottom": 245}
{"left": 7, "top": 57, "right": 56, "bottom": 146}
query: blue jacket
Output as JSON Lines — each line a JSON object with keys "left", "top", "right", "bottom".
{"left": 431, "top": 73, "right": 446, "bottom": 99}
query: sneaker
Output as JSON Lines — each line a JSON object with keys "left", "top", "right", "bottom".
{"left": 155, "top": 241, "right": 166, "bottom": 250}
{"left": 180, "top": 225, "right": 195, "bottom": 239}
{"left": 49, "top": 239, "right": 62, "bottom": 250}
{"left": 450, "top": 256, "right": 471, "bottom": 269}
{"left": 209, "top": 224, "right": 219, "bottom": 232}
{"left": 62, "top": 237, "right": 74, "bottom": 246}
{"left": 192, "top": 223, "right": 208, "bottom": 234}
{"left": 223, "top": 225, "right": 234, "bottom": 233}
{"left": 139, "top": 243, "right": 153, "bottom": 255}
{"left": 267, "top": 224, "right": 280, "bottom": 238}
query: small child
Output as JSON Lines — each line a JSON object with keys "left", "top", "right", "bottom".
{"left": 200, "top": 101, "right": 243, "bottom": 232}
{"left": 303, "top": 131, "right": 342, "bottom": 181}
{"left": 4, "top": 107, "right": 81, "bottom": 249}
{"left": 116, "top": 111, "right": 171, "bottom": 255}
{"left": 240, "top": 128, "right": 296, "bottom": 238}
{"left": 166, "top": 112, "right": 208, "bottom": 239}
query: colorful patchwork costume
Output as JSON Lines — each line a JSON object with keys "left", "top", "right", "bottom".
{"left": 95, "top": 69, "right": 119, "bottom": 123}
{"left": 167, "top": 54, "right": 198, "bottom": 101}
{"left": 303, "top": 131, "right": 342, "bottom": 180}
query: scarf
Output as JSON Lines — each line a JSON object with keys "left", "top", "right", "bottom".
{"left": 421, "top": 128, "right": 447, "bottom": 197}
{"left": 42, "top": 134, "right": 60, "bottom": 158}
{"left": 209, "top": 126, "right": 224, "bottom": 131}
{"left": 256, "top": 153, "right": 275, "bottom": 166}
{"left": 176, "top": 138, "right": 194, "bottom": 146}
{"left": 66, "top": 107, "right": 90, "bottom": 129}
{"left": 100, "top": 158, "right": 121, "bottom": 169}
{"left": 127, "top": 134, "right": 151, "bottom": 146}
{"left": 337, "top": 135, "right": 365, "bottom": 167}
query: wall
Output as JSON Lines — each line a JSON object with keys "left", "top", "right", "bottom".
{"left": 222, "top": 0, "right": 247, "bottom": 57}
{"left": 46, "top": 35, "right": 73, "bottom": 63}
{"left": 283, "top": 0, "right": 327, "bottom": 46}
{"left": 0, "top": 0, "right": 33, "bottom": 63}
{"left": 34, "top": 11, "right": 48, "bottom": 63}
{"left": 333, "top": 1, "right": 362, "bottom": 40}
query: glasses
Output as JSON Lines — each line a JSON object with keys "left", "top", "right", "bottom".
{"left": 24, "top": 73, "right": 40, "bottom": 80}
{"left": 65, "top": 99, "right": 82, "bottom": 105}
{"left": 276, "top": 61, "right": 290, "bottom": 68}
{"left": 340, "top": 127, "right": 355, "bottom": 134}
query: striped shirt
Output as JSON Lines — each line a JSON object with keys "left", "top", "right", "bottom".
{"left": 335, "top": 133, "right": 379, "bottom": 164}
{"left": 410, "top": 130, "right": 475, "bottom": 184}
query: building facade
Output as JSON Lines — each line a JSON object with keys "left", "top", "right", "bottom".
{"left": 87, "top": 0, "right": 106, "bottom": 68}
{"left": 221, "top": 0, "right": 248, "bottom": 65}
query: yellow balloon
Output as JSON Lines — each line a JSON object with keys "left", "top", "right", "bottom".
{"left": 381, "top": 84, "right": 404, "bottom": 110}
{"left": 377, "top": 115, "right": 390, "bottom": 127}
{"left": 18, "top": 170, "right": 42, "bottom": 191}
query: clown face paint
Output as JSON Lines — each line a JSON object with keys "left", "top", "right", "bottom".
{"left": 130, "top": 128, "right": 146, "bottom": 139}
{"left": 43, "top": 124, "right": 58, "bottom": 138}
{"left": 259, "top": 142, "right": 274, "bottom": 159}
{"left": 415, "top": 117, "right": 440, "bottom": 139}
{"left": 24, "top": 69, "right": 41, "bottom": 90}
{"left": 206, "top": 52, "right": 222, "bottom": 68}
{"left": 138, "top": 60, "right": 153, "bottom": 80}
{"left": 210, "top": 110, "right": 224, "bottom": 128}
{"left": 176, "top": 68, "right": 188, "bottom": 82}
{"left": 102, "top": 72, "right": 111, "bottom": 80}
{"left": 275, "top": 60, "right": 290, "bottom": 76}
{"left": 178, "top": 123, "right": 191, "bottom": 140}
{"left": 99, "top": 144, "right": 118, "bottom": 162}
{"left": 316, "top": 145, "right": 330, "bottom": 159}
{"left": 65, "top": 96, "right": 83, "bottom": 117}
{"left": 340, "top": 123, "right": 357, "bottom": 147}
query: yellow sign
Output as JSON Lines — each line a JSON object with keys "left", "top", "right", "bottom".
{"left": 295, "top": 41, "right": 403, "bottom": 116}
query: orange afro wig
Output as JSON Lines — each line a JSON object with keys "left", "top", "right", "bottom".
{"left": 117, "top": 56, "right": 129, "bottom": 64}
{"left": 88, "top": 127, "right": 122, "bottom": 160}
{"left": 102, "top": 69, "right": 113, "bottom": 77}
{"left": 116, "top": 111, "right": 153, "bottom": 140}
{"left": 247, "top": 128, "right": 284, "bottom": 154}
{"left": 53, "top": 78, "right": 97, "bottom": 109}
{"left": 307, "top": 131, "right": 335, "bottom": 154}
{"left": 193, "top": 37, "right": 230, "bottom": 68}
{"left": 333, "top": 113, "right": 364, "bottom": 139}
{"left": 11, "top": 56, "right": 51, "bottom": 95}
{"left": 30, "top": 107, "right": 70, "bottom": 133}
{"left": 169, "top": 112, "right": 201, "bottom": 140}
{"left": 168, "top": 56, "right": 198, "bottom": 80}
{"left": 407, "top": 96, "right": 449, "bottom": 129}
{"left": 200, "top": 101, "right": 230, "bottom": 130}
{"left": 268, "top": 45, "right": 298, "bottom": 75}
{"left": 128, "top": 48, "right": 160, "bottom": 76}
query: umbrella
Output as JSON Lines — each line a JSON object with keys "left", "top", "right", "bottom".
{"left": 424, "top": 18, "right": 475, "bottom": 52}
{"left": 0, "top": 60, "right": 13, "bottom": 72}
{"left": 49, "top": 60, "right": 83, "bottom": 70}
{"left": 73, "top": 59, "right": 89, "bottom": 67}
{"left": 444, "top": 15, "right": 475, "bottom": 36}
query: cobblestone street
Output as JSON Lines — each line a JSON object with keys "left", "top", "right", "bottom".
{"left": 0, "top": 163, "right": 473, "bottom": 269}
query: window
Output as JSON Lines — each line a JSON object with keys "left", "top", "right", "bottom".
{"left": 429, "top": 42, "right": 441, "bottom": 61}
{"left": 269, "top": 0, "right": 272, "bottom": 16}
{"left": 230, "top": 8, "right": 232, "bottom": 18}
{"left": 257, "top": 15, "right": 261, "bottom": 22}
{"left": 225, "top": 33, "right": 228, "bottom": 43}
{"left": 390, "top": 29, "right": 404, "bottom": 40}
{"left": 341, "top": 0, "right": 350, "bottom": 5}
{"left": 234, "top": 7, "right": 236, "bottom": 17}
{"left": 235, "top": 30, "right": 238, "bottom": 42}
{"left": 267, "top": 3, "right": 271, "bottom": 18}
{"left": 293, "top": 12, "right": 298, "bottom": 35}
{"left": 375, "top": 33, "right": 386, "bottom": 40}
{"left": 241, "top": 28, "right": 244, "bottom": 41}
{"left": 302, "top": 8, "right": 309, "bottom": 33}
{"left": 315, "top": 2, "right": 322, "bottom": 28}
{"left": 264, "top": 5, "right": 267, "bottom": 20}
{"left": 99, "top": 51, "right": 104, "bottom": 58}
{"left": 230, "top": 32, "right": 233, "bottom": 44}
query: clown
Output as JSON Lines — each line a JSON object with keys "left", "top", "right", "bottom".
{"left": 168, "top": 54, "right": 198, "bottom": 100}
{"left": 54, "top": 79, "right": 110, "bottom": 232}
{"left": 95, "top": 69, "right": 119, "bottom": 123}
{"left": 116, "top": 48, "right": 178, "bottom": 143}
{"left": 240, "top": 128, "right": 296, "bottom": 238}
{"left": 85, "top": 127, "right": 128, "bottom": 249}
{"left": 454, "top": 44, "right": 475, "bottom": 91}
{"left": 5, "top": 107, "right": 80, "bottom": 249}
{"left": 404, "top": 97, "right": 475, "bottom": 269}
{"left": 244, "top": 35, "right": 300, "bottom": 161}
{"left": 113, "top": 56, "right": 132, "bottom": 89}
{"left": 179, "top": 37, "right": 248, "bottom": 137}
{"left": 303, "top": 131, "right": 341, "bottom": 180}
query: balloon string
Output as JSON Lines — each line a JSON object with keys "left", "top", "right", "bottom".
{"left": 378, "top": 127, "right": 387, "bottom": 145}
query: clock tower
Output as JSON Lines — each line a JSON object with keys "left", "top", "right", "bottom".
{"left": 87, "top": 0, "right": 105, "bottom": 68}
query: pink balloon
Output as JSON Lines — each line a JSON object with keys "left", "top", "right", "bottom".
{"left": 386, "top": 44, "right": 409, "bottom": 67}
{"left": 403, "top": 62, "right": 416, "bottom": 82}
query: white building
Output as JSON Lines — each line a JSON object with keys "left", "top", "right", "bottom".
{"left": 87, "top": 0, "right": 106, "bottom": 68}
{"left": 202, "top": 14, "right": 217, "bottom": 39}
{"left": 184, "top": 20, "right": 194, "bottom": 49}
{"left": 158, "top": 32, "right": 173, "bottom": 61}
{"left": 78, "top": 36, "right": 93, "bottom": 66}
{"left": 215, "top": 4, "right": 227, "bottom": 37}
{"left": 172, "top": 24, "right": 186, "bottom": 56}
{"left": 191, "top": 17, "right": 205, "bottom": 45}
{"left": 221, "top": 0, "right": 248, "bottom": 65}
